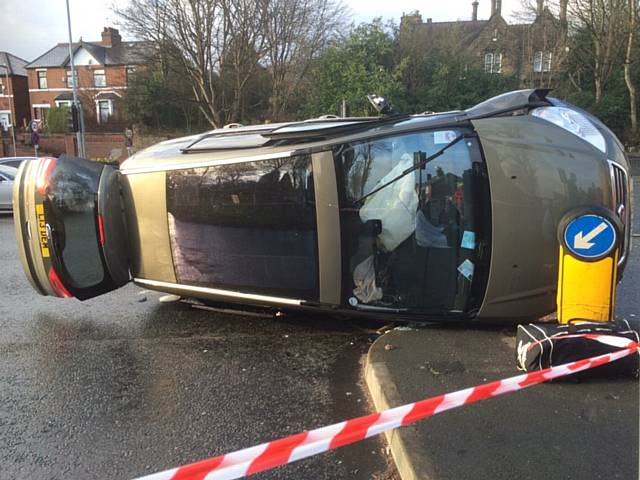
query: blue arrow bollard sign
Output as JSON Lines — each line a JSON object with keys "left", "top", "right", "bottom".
{"left": 563, "top": 214, "right": 617, "bottom": 260}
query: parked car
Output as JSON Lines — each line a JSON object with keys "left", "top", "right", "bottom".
{"left": 0, "top": 157, "right": 36, "bottom": 169}
{"left": 0, "top": 165, "right": 17, "bottom": 211}
{"left": 12, "top": 90, "right": 631, "bottom": 323}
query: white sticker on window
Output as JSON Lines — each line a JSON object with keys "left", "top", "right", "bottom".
{"left": 457, "top": 259, "right": 474, "bottom": 281}
{"left": 434, "top": 130, "right": 457, "bottom": 145}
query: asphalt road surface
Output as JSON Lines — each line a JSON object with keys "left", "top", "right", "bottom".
{"left": 0, "top": 214, "right": 396, "bottom": 480}
{"left": 2, "top": 179, "right": 639, "bottom": 480}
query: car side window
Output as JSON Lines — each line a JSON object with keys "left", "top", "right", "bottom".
{"left": 334, "top": 128, "right": 487, "bottom": 312}
{"left": 166, "top": 154, "right": 319, "bottom": 299}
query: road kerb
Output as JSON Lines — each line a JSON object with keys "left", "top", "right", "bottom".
{"left": 365, "top": 334, "right": 429, "bottom": 480}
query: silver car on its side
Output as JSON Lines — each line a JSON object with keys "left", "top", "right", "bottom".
{"left": 0, "top": 165, "right": 17, "bottom": 211}
{"left": 0, "top": 157, "right": 37, "bottom": 169}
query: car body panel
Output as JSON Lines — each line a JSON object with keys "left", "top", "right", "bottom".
{"left": 121, "top": 171, "right": 176, "bottom": 283}
{"left": 12, "top": 160, "right": 51, "bottom": 296}
{"left": 473, "top": 115, "right": 614, "bottom": 321}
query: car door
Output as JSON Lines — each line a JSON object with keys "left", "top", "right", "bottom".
{"left": 333, "top": 127, "right": 492, "bottom": 317}
{"left": 13, "top": 155, "right": 130, "bottom": 299}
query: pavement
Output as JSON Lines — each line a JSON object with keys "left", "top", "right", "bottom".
{"left": 365, "top": 177, "right": 640, "bottom": 480}
{"left": 0, "top": 214, "right": 397, "bottom": 480}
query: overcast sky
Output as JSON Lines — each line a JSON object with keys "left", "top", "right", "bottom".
{"left": 0, "top": 0, "right": 523, "bottom": 62}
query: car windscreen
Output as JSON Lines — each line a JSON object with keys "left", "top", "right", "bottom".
{"left": 334, "top": 127, "right": 490, "bottom": 313}
{"left": 166, "top": 154, "right": 319, "bottom": 300}
{"left": 44, "top": 158, "right": 105, "bottom": 289}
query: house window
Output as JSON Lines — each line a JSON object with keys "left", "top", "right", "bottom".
{"left": 94, "top": 69, "right": 106, "bottom": 87}
{"left": 484, "top": 52, "right": 502, "bottom": 74}
{"left": 126, "top": 66, "right": 136, "bottom": 85}
{"left": 0, "top": 78, "right": 9, "bottom": 96}
{"left": 55, "top": 100, "right": 73, "bottom": 108}
{"left": 96, "top": 99, "right": 112, "bottom": 123}
{"left": 533, "top": 51, "right": 552, "bottom": 73}
{"left": 66, "top": 70, "right": 77, "bottom": 88}
{"left": 0, "top": 111, "right": 12, "bottom": 129}
{"left": 33, "top": 106, "right": 50, "bottom": 121}
{"left": 37, "top": 70, "right": 48, "bottom": 89}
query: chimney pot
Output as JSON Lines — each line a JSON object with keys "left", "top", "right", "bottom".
{"left": 472, "top": 1, "right": 479, "bottom": 21}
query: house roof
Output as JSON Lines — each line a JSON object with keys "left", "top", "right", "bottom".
{"left": 26, "top": 41, "right": 152, "bottom": 69}
{"left": 420, "top": 19, "right": 489, "bottom": 44}
{"left": 54, "top": 92, "right": 74, "bottom": 101}
{"left": 0, "top": 52, "right": 29, "bottom": 76}
{"left": 95, "top": 91, "right": 122, "bottom": 100}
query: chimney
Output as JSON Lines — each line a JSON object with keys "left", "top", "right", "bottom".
{"left": 559, "top": 0, "right": 568, "bottom": 29}
{"left": 101, "top": 27, "right": 121, "bottom": 47}
{"left": 537, "top": 0, "right": 544, "bottom": 16}
{"left": 426, "top": 18, "right": 432, "bottom": 23}
{"left": 472, "top": 1, "right": 479, "bottom": 21}
{"left": 491, "top": 0, "right": 502, "bottom": 16}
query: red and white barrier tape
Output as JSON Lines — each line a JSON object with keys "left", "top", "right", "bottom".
{"left": 134, "top": 335, "right": 638, "bottom": 480}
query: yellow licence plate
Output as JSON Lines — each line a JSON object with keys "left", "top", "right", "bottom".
{"left": 36, "top": 204, "right": 50, "bottom": 258}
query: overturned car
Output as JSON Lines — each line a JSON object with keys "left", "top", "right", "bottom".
{"left": 13, "top": 90, "right": 631, "bottom": 323}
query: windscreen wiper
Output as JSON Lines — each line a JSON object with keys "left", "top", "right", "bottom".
{"left": 355, "top": 132, "right": 476, "bottom": 205}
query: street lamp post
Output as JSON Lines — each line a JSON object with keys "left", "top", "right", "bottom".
{"left": 65, "top": 0, "right": 86, "bottom": 157}
{"left": 0, "top": 64, "right": 18, "bottom": 157}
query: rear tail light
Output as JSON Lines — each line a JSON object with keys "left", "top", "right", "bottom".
{"left": 48, "top": 267, "right": 72, "bottom": 298}
{"left": 98, "top": 214, "right": 105, "bottom": 246}
{"left": 35, "top": 158, "right": 57, "bottom": 195}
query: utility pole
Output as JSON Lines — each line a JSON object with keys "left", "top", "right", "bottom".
{"left": 0, "top": 64, "right": 18, "bottom": 156}
{"left": 65, "top": 0, "right": 86, "bottom": 157}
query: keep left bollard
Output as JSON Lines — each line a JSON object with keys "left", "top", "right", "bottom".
{"left": 515, "top": 206, "right": 638, "bottom": 374}
{"left": 556, "top": 206, "right": 622, "bottom": 324}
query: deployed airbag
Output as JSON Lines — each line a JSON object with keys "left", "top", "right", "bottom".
{"left": 359, "top": 154, "right": 418, "bottom": 252}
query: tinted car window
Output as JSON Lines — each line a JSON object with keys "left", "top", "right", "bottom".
{"left": 335, "top": 128, "right": 489, "bottom": 312}
{"left": 167, "top": 155, "right": 318, "bottom": 299}
{"left": 45, "top": 159, "right": 104, "bottom": 288}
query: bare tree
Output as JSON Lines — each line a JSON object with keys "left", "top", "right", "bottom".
{"left": 623, "top": 0, "right": 638, "bottom": 135}
{"left": 116, "top": 0, "right": 269, "bottom": 127}
{"left": 222, "top": 0, "right": 268, "bottom": 122}
{"left": 567, "top": 0, "right": 627, "bottom": 102}
{"left": 261, "top": 0, "right": 347, "bottom": 120}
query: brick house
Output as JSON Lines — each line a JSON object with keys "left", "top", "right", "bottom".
{"left": 25, "top": 27, "right": 150, "bottom": 130}
{"left": 399, "top": 0, "right": 568, "bottom": 88}
{"left": 0, "top": 52, "right": 31, "bottom": 131}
